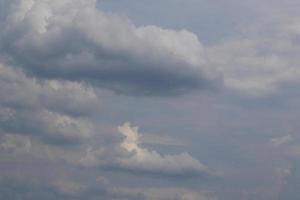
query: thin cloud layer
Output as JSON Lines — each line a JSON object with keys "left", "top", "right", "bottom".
{"left": 0, "top": 172, "right": 215, "bottom": 200}
{"left": 206, "top": 16, "right": 300, "bottom": 96}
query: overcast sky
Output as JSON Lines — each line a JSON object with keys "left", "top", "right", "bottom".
{"left": 1, "top": 0, "right": 300, "bottom": 199}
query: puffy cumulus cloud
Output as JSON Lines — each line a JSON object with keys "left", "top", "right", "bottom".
{"left": 0, "top": 121, "right": 212, "bottom": 179}
{"left": 80, "top": 122, "right": 212, "bottom": 177}
{"left": 0, "top": 0, "right": 220, "bottom": 96}
{"left": 118, "top": 122, "right": 210, "bottom": 176}
{"left": 0, "top": 89, "right": 211, "bottom": 178}
{"left": 113, "top": 123, "right": 210, "bottom": 176}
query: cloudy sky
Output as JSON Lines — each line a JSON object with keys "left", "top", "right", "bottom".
{"left": 1, "top": 0, "right": 300, "bottom": 199}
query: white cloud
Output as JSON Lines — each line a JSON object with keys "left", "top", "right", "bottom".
{"left": 79, "top": 122, "right": 212, "bottom": 177}
{"left": 117, "top": 122, "right": 210, "bottom": 176}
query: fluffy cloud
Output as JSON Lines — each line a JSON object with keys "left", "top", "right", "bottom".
{"left": 0, "top": 0, "right": 219, "bottom": 96}
{"left": 80, "top": 122, "right": 212, "bottom": 177}
{"left": 3, "top": 0, "right": 300, "bottom": 199}
{"left": 0, "top": 61, "right": 212, "bottom": 178}
{"left": 0, "top": 131, "right": 215, "bottom": 200}
{"left": 118, "top": 122, "right": 210, "bottom": 176}
{"left": 2, "top": 0, "right": 300, "bottom": 99}
{"left": 0, "top": 120, "right": 211, "bottom": 179}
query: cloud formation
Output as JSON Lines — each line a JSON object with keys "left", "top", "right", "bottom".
{"left": 0, "top": 172, "right": 215, "bottom": 200}
{"left": 0, "top": 63, "right": 97, "bottom": 144}
{"left": 2, "top": 0, "right": 300, "bottom": 98}
{"left": 0, "top": 60, "right": 211, "bottom": 179}
{"left": 0, "top": 0, "right": 219, "bottom": 96}
{"left": 2, "top": 0, "right": 300, "bottom": 199}
{"left": 117, "top": 122, "right": 210, "bottom": 176}
{"left": 79, "top": 122, "right": 212, "bottom": 177}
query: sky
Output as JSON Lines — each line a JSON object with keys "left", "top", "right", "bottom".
{"left": 1, "top": 0, "right": 300, "bottom": 199}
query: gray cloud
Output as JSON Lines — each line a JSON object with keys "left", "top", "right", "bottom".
{"left": 0, "top": 59, "right": 212, "bottom": 179}
{"left": 0, "top": 173, "right": 215, "bottom": 200}
{"left": 0, "top": 108, "right": 95, "bottom": 144}
{"left": 0, "top": 0, "right": 220, "bottom": 96}
{"left": 2, "top": 0, "right": 300, "bottom": 199}
{"left": 2, "top": 0, "right": 300, "bottom": 99}
{"left": 0, "top": 63, "right": 97, "bottom": 144}
{"left": 0, "top": 63, "right": 98, "bottom": 116}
